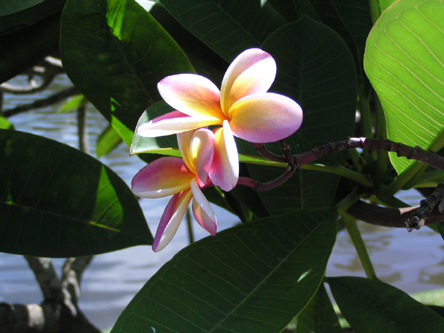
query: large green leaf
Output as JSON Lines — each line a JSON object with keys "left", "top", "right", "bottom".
{"left": 111, "top": 208, "right": 337, "bottom": 332}
{"left": 0, "top": 130, "right": 152, "bottom": 257}
{"left": 379, "top": 0, "right": 397, "bottom": 12}
{"left": 364, "top": 0, "right": 444, "bottom": 174}
{"left": 158, "top": 0, "right": 287, "bottom": 62}
{"left": 60, "top": 0, "right": 194, "bottom": 148}
{"left": 148, "top": 3, "right": 227, "bottom": 86}
{"left": 295, "top": 283, "right": 342, "bottom": 332}
{"left": 308, "top": 0, "right": 372, "bottom": 63}
{"left": 0, "top": 0, "right": 64, "bottom": 34}
{"left": 328, "top": 276, "right": 444, "bottom": 331}
{"left": 0, "top": 11, "right": 60, "bottom": 83}
{"left": 245, "top": 17, "right": 356, "bottom": 214}
{"left": 0, "top": 0, "right": 45, "bottom": 16}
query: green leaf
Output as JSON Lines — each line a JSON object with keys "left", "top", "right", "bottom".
{"left": 148, "top": 3, "right": 227, "bottom": 86}
{"left": 328, "top": 276, "right": 444, "bottom": 331}
{"left": 0, "top": 0, "right": 63, "bottom": 34}
{"left": 379, "top": 0, "right": 397, "bottom": 12}
{"left": 0, "top": 11, "right": 60, "bottom": 83}
{"left": 307, "top": 0, "right": 373, "bottom": 91}
{"left": 111, "top": 208, "right": 337, "bottom": 332}
{"left": 59, "top": 94, "right": 86, "bottom": 113}
{"left": 295, "top": 284, "right": 342, "bottom": 333}
{"left": 0, "top": 0, "right": 45, "bottom": 16}
{"left": 158, "top": 0, "right": 287, "bottom": 62}
{"left": 0, "top": 130, "right": 152, "bottom": 257}
{"left": 96, "top": 124, "right": 123, "bottom": 158}
{"left": 311, "top": 0, "right": 372, "bottom": 62}
{"left": 130, "top": 101, "right": 179, "bottom": 156}
{"left": 268, "top": 0, "right": 299, "bottom": 22}
{"left": 245, "top": 17, "right": 356, "bottom": 214}
{"left": 364, "top": 0, "right": 444, "bottom": 174}
{"left": 60, "top": 0, "right": 194, "bottom": 149}
{"left": 0, "top": 116, "right": 13, "bottom": 130}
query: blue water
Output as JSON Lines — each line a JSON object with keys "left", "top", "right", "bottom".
{"left": 1, "top": 75, "right": 444, "bottom": 329}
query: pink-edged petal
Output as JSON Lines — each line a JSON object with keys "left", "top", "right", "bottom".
{"left": 229, "top": 93, "right": 303, "bottom": 143}
{"left": 158, "top": 74, "right": 225, "bottom": 119}
{"left": 210, "top": 121, "right": 239, "bottom": 191}
{"left": 177, "top": 129, "right": 215, "bottom": 185}
{"left": 137, "top": 110, "right": 219, "bottom": 137}
{"left": 192, "top": 129, "right": 215, "bottom": 186}
{"left": 152, "top": 189, "right": 193, "bottom": 252}
{"left": 177, "top": 130, "right": 196, "bottom": 174}
{"left": 220, "top": 48, "right": 276, "bottom": 114}
{"left": 190, "top": 179, "right": 217, "bottom": 235}
{"left": 131, "top": 157, "right": 193, "bottom": 198}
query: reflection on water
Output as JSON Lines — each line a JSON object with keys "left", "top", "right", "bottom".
{"left": 1, "top": 75, "right": 444, "bottom": 329}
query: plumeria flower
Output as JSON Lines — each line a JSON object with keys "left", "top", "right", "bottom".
{"left": 137, "top": 48, "right": 303, "bottom": 192}
{"left": 132, "top": 129, "right": 218, "bottom": 252}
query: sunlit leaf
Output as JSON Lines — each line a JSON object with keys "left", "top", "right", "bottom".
{"left": 112, "top": 208, "right": 337, "bottom": 332}
{"left": 379, "top": 0, "right": 397, "bottom": 12}
{"left": 364, "top": 0, "right": 444, "bottom": 174}
{"left": 328, "top": 276, "right": 444, "bottom": 331}
{"left": 96, "top": 125, "right": 123, "bottom": 158}
{"left": 0, "top": 116, "right": 13, "bottom": 130}
{"left": 0, "top": 130, "right": 152, "bottom": 257}
{"left": 59, "top": 94, "right": 86, "bottom": 113}
{"left": 130, "top": 101, "right": 178, "bottom": 156}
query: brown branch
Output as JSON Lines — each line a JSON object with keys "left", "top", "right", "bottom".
{"left": 347, "top": 199, "right": 444, "bottom": 228}
{"left": 237, "top": 167, "right": 296, "bottom": 191}
{"left": 293, "top": 137, "right": 444, "bottom": 171}
{"left": 246, "top": 137, "right": 444, "bottom": 229}
{"left": 252, "top": 143, "right": 287, "bottom": 163}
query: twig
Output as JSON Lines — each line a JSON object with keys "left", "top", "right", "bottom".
{"left": 292, "top": 137, "right": 444, "bottom": 171}
{"left": 244, "top": 137, "right": 444, "bottom": 229}
{"left": 237, "top": 167, "right": 296, "bottom": 191}
{"left": 0, "top": 57, "right": 64, "bottom": 95}
{"left": 3, "top": 86, "right": 79, "bottom": 117}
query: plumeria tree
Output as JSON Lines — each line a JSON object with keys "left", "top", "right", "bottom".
{"left": 2, "top": 0, "right": 444, "bottom": 331}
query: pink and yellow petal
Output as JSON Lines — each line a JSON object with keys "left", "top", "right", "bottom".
{"left": 152, "top": 189, "right": 193, "bottom": 252}
{"left": 229, "top": 93, "right": 303, "bottom": 143}
{"left": 158, "top": 74, "right": 225, "bottom": 119}
{"left": 210, "top": 121, "right": 239, "bottom": 191}
{"left": 131, "top": 157, "right": 194, "bottom": 198}
{"left": 190, "top": 180, "right": 217, "bottom": 235}
{"left": 177, "top": 130, "right": 196, "bottom": 174}
{"left": 178, "top": 129, "right": 215, "bottom": 184}
{"left": 191, "top": 129, "right": 215, "bottom": 186}
{"left": 220, "top": 48, "right": 276, "bottom": 114}
{"left": 137, "top": 111, "right": 219, "bottom": 138}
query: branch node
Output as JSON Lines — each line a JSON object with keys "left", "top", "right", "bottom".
{"left": 405, "top": 182, "right": 444, "bottom": 230}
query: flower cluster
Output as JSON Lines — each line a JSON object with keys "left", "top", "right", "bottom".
{"left": 131, "top": 48, "right": 303, "bottom": 251}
